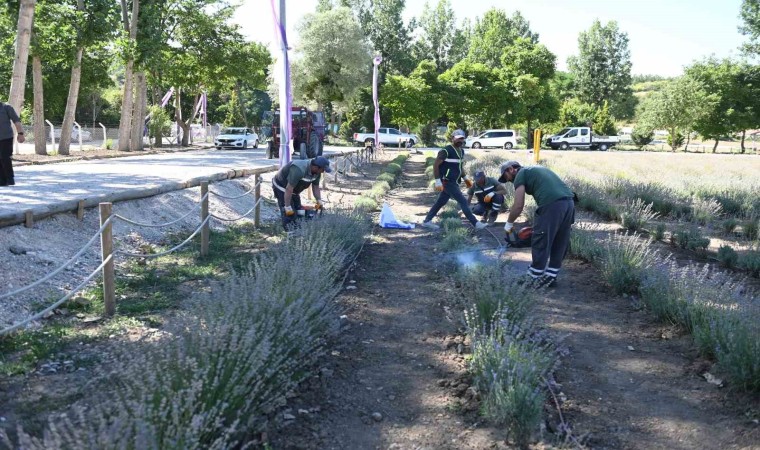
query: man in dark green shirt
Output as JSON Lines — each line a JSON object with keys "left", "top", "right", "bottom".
{"left": 272, "top": 156, "right": 331, "bottom": 229}
{"left": 499, "top": 161, "right": 574, "bottom": 287}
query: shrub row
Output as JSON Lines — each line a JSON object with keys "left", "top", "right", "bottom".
{"left": 569, "top": 225, "right": 760, "bottom": 392}
{"left": 4, "top": 212, "right": 371, "bottom": 448}
{"left": 460, "top": 263, "right": 556, "bottom": 448}
{"left": 354, "top": 153, "right": 409, "bottom": 211}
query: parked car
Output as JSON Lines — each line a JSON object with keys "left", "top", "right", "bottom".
{"left": 545, "top": 126, "right": 619, "bottom": 151}
{"left": 465, "top": 129, "right": 517, "bottom": 149}
{"left": 214, "top": 127, "right": 258, "bottom": 149}
{"left": 353, "top": 127, "right": 418, "bottom": 146}
{"left": 53, "top": 128, "right": 92, "bottom": 142}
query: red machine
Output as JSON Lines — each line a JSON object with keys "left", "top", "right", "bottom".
{"left": 262, "top": 107, "right": 327, "bottom": 160}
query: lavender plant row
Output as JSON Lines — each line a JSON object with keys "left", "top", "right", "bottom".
{"left": 570, "top": 225, "right": 760, "bottom": 392}
{"left": 460, "top": 263, "right": 558, "bottom": 447}
{"left": 3, "top": 212, "right": 371, "bottom": 449}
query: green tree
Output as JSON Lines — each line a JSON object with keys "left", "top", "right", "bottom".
{"left": 630, "top": 127, "right": 654, "bottom": 149}
{"left": 292, "top": 7, "right": 370, "bottom": 111}
{"left": 567, "top": 20, "right": 634, "bottom": 119}
{"left": 439, "top": 61, "right": 513, "bottom": 129}
{"left": 638, "top": 77, "right": 712, "bottom": 152}
{"left": 381, "top": 60, "right": 442, "bottom": 129}
{"left": 358, "top": 0, "right": 414, "bottom": 75}
{"left": 412, "top": 0, "right": 464, "bottom": 72}
{"left": 558, "top": 98, "right": 596, "bottom": 127}
{"left": 685, "top": 58, "right": 760, "bottom": 153}
{"left": 467, "top": 9, "right": 537, "bottom": 67}
{"left": 740, "top": 0, "right": 760, "bottom": 55}
{"left": 593, "top": 101, "right": 617, "bottom": 136}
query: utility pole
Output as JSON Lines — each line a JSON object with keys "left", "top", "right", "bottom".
{"left": 278, "top": 0, "right": 291, "bottom": 167}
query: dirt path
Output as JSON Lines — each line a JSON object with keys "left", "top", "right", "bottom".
{"left": 269, "top": 153, "right": 759, "bottom": 449}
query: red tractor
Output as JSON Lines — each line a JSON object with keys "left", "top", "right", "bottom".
{"left": 262, "top": 107, "right": 327, "bottom": 159}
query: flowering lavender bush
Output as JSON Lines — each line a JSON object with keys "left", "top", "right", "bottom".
{"left": 3, "top": 212, "right": 370, "bottom": 448}
{"left": 640, "top": 263, "right": 759, "bottom": 391}
{"left": 460, "top": 264, "right": 535, "bottom": 334}
{"left": 620, "top": 198, "right": 659, "bottom": 232}
{"left": 598, "top": 233, "right": 661, "bottom": 295}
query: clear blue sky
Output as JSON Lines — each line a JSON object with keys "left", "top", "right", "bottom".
{"left": 234, "top": 0, "right": 748, "bottom": 76}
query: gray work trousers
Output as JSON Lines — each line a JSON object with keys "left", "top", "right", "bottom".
{"left": 529, "top": 198, "right": 575, "bottom": 280}
{"left": 424, "top": 179, "right": 479, "bottom": 225}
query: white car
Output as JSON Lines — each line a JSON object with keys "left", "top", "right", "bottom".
{"left": 53, "top": 128, "right": 92, "bottom": 142}
{"left": 353, "top": 127, "right": 419, "bottom": 146}
{"left": 214, "top": 127, "right": 258, "bottom": 149}
{"left": 465, "top": 129, "right": 517, "bottom": 149}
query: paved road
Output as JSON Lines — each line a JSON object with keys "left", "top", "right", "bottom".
{"left": 0, "top": 146, "right": 361, "bottom": 227}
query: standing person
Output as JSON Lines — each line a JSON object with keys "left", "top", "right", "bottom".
{"left": 499, "top": 161, "right": 575, "bottom": 287}
{"left": 466, "top": 170, "right": 508, "bottom": 224}
{"left": 272, "top": 155, "right": 331, "bottom": 230}
{"left": 421, "top": 129, "right": 487, "bottom": 230}
{"left": 0, "top": 101, "right": 25, "bottom": 186}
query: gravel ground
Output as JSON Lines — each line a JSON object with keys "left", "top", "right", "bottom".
{"left": 0, "top": 173, "right": 280, "bottom": 329}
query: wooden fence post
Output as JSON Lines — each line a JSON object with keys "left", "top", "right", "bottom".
{"left": 24, "top": 210, "right": 33, "bottom": 228}
{"left": 200, "top": 182, "right": 209, "bottom": 256}
{"left": 334, "top": 157, "right": 340, "bottom": 183}
{"left": 77, "top": 200, "right": 85, "bottom": 220}
{"left": 99, "top": 202, "right": 115, "bottom": 317}
{"left": 254, "top": 173, "right": 261, "bottom": 228}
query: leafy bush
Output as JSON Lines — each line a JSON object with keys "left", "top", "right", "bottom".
{"left": 354, "top": 196, "right": 378, "bottom": 211}
{"left": 667, "top": 131, "right": 684, "bottom": 149}
{"left": 568, "top": 223, "right": 604, "bottom": 262}
{"left": 620, "top": 198, "right": 658, "bottom": 232}
{"left": 440, "top": 227, "right": 471, "bottom": 252}
{"left": 376, "top": 172, "right": 396, "bottom": 186}
{"left": 460, "top": 264, "right": 535, "bottom": 334}
{"left": 424, "top": 165, "right": 435, "bottom": 180}
{"left": 631, "top": 127, "right": 654, "bottom": 148}
{"left": 418, "top": 122, "right": 436, "bottom": 146}
{"left": 386, "top": 162, "right": 402, "bottom": 176}
{"left": 368, "top": 181, "right": 392, "bottom": 201}
{"left": 105, "top": 139, "right": 114, "bottom": 150}
{"left": 717, "top": 245, "right": 739, "bottom": 269}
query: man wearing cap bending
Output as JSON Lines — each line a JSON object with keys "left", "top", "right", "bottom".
{"left": 499, "top": 161, "right": 575, "bottom": 287}
{"left": 272, "top": 156, "right": 331, "bottom": 230}
{"left": 467, "top": 170, "right": 508, "bottom": 224}
{"left": 421, "top": 130, "right": 487, "bottom": 230}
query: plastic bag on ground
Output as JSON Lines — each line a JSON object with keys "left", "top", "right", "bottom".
{"left": 379, "top": 202, "right": 415, "bottom": 229}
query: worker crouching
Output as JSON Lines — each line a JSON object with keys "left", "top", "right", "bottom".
{"left": 272, "top": 156, "right": 331, "bottom": 230}
{"left": 467, "top": 170, "right": 507, "bottom": 224}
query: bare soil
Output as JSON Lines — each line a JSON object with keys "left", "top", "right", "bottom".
{"left": 268, "top": 153, "right": 759, "bottom": 449}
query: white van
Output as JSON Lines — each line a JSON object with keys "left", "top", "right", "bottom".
{"left": 465, "top": 129, "right": 517, "bottom": 149}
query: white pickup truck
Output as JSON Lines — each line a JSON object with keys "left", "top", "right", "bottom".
{"left": 545, "top": 126, "right": 619, "bottom": 151}
{"left": 353, "top": 127, "right": 418, "bottom": 146}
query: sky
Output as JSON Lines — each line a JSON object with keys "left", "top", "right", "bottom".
{"left": 233, "top": 0, "right": 749, "bottom": 77}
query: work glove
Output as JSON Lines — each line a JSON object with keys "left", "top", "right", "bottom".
{"left": 434, "top": 179, "right": 444, "bottom": 192}
{"left": 284, "top": 206, "right": 295, "bottom": 216}
{"left": 504, "top": 221, "right": 515, "bottom": 233}
{"left": 314, "top": 201, "right": 323, "bottom": 210}
{"left": 484, "top": 192, "right": 495, "bottom": 203}
{"left": 464, "top": 176, "right": 473, "bottom": 188}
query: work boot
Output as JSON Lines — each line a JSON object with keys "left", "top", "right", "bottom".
{"left": 533, "top": 275, "right": 557, "bottom": 289}
{"left": 487, "top": 212, "right": 498, "bottom": 224}
{"left": 420, "top": 221, "right": 440, "bottom": 230}
{"left": 474, "top": 221, "right": 487, "bottom": 230}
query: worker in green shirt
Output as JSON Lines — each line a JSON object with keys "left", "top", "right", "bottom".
{"left": 272, "top": 156, "right": 331, "bottom": 230}
{"left": 499, "top": 161, "right": 575, "bottom": 287}
{"left": 466, "top": 170, "right": 508, "bottom": 224}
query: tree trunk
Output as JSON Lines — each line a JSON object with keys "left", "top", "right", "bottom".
{"left": 32, "top": 55, "right": 46, "bottom": 156}
{"left": 174, "top": 87, "right": 183, "bottom": 147}
{"left": 740, "top": 130, "right": 746, "bottom": 154}
{"left": 684, "top": 132, "right": 691, "bottom": 152}
{"left": 58, "top": 47, "right": 84, "bottom": 155}
{"left": 181, "top": 93, "right": 199, "bottom": 147}
{"left": 329, "top": 111, "right": 335, "bottom": 136}
{"left": 712, "top": 138, "right": 719, "bottom": 153}
{"left": 8, "top": 0, "right": 35, "bottom": 113}
{"left": 129, "top": 71, "right": 146, "bottom": 151}
{"left": 235, "top": 81, "right": 248, "bottom": 127}
{"left": 117, "top": 0, "right": 139, "bottom": 152}
{"left": 337, "top": 113, "right": 343, "bottom": 136}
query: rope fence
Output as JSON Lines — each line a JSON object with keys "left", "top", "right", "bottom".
{"left": 0, "top": 148, "right": 370, "bottom": 335}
